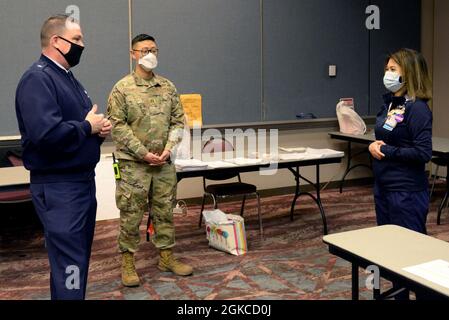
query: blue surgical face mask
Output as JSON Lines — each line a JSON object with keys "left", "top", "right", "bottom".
{"left": 384, "top": 71, "right": 404, "bottom": 93}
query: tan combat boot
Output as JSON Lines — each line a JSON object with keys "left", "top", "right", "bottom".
{"left": 157, "top": 249, "right": 193, "bottom": 276}
{"left": 121, "top": 251, "right": 140, "bottom": 287}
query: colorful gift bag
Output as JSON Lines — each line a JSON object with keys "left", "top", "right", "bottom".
{"left": 204, "top": 213, "right": 247, "bottom": 256}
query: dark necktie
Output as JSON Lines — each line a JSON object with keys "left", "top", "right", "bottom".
{"left": 67, "top": 71, "right": 78, "bottom": 89}
{"left": 67, "top": 71, "right": 86, "bottom": 108}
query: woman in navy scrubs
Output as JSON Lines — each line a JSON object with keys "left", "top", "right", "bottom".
{"left": 369, "top": 48, "right": 433, "bottom": 235}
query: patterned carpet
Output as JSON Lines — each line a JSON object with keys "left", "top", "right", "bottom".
{"left": 1, "top": 182, "right": 449, "bottom": 300}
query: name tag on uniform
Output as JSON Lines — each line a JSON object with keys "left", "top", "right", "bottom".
{"left": 383, "top": 116, "right": 397, "bottom": 131}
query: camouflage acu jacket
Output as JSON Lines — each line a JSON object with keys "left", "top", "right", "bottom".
{"left": 107, "top": 72, "right": 185, "bottom": 161}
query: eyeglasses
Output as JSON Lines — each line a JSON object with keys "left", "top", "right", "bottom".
{"left": 132, "top": 48, "right": 159, "bottom": 56}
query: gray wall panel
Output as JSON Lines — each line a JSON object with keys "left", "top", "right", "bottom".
{"left": 369, "top": 0, "right": 422, "bottom": 114}
{"left": 0, "top": 0, "right": 130, "bottom": 135}
{"left": 263, "top": 0, "right": 370, "bottom": 120}
{"left": 132, "top": 0, "right": 262, "bottom": 125}
{"left": 0, "top": 0, "right": 423, "bottom": 134}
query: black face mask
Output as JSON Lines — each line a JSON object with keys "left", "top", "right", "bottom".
{"left": 56, "top": 36, "right": 84, "bottom": 68}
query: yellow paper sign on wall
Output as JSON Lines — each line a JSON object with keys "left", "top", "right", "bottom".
{"left": 180, "top": 94, "right": 203, "bottom": 128}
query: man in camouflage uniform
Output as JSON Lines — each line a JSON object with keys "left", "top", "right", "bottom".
{"left": 107, "top": 34, "right": 193, "bottom": 287}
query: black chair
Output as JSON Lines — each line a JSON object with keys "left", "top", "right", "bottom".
{"left": 430, "top": 156, "right": 449, "bottom": 225}
{"left": 199, "top": 137, "right": 263, "bottom": 235}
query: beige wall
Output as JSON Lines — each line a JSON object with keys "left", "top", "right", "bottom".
{"left": 421, "top": 0, "right": 434, "bottom": 73}
{"left": 433, "top": 0, "right": 449, "bottom": 138}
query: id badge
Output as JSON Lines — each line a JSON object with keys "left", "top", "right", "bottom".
{"left": 383, "top": 116, "right": 397, "bottom": 132}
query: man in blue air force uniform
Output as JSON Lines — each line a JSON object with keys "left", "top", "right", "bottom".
{"left": 15, "top": 14, "right": 112, "bottom": 300}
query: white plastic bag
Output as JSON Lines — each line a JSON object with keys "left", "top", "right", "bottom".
{"left": 336, "top": 98, "right": 367, "bottom": 135}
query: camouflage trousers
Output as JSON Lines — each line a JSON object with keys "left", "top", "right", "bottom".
{"left": 115, "top": 159, "right": 177, "bottom": 252}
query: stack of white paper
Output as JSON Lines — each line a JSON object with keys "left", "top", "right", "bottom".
{"left": 225, "top": 158, "right": 266, "bottom": 166}
{"left": 175, "top": 159, "right": 209, "bottom": 171}
{"left": 403, "top": 259, "right": 449, "bottom": 289}
{"left": 205, "top": 161, "right": 238, "bottom": 169}
{"left": 305, "top": 148, "right": 345, "bottom": 159}
{"left": 278, "top": 153, "right": 308, "bottom": 161}
{"left": 276, "top": 148, "right": 344, "bottom": 161}
{"left": 279, "top": 147, "right": 307, "bottom": 153}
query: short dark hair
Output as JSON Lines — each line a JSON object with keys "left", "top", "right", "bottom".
{"left": 40, "top": 14, "right": 79, "bottom": 48}
{"left": 132, "top": 34, "right": 156, "bottom": 48}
